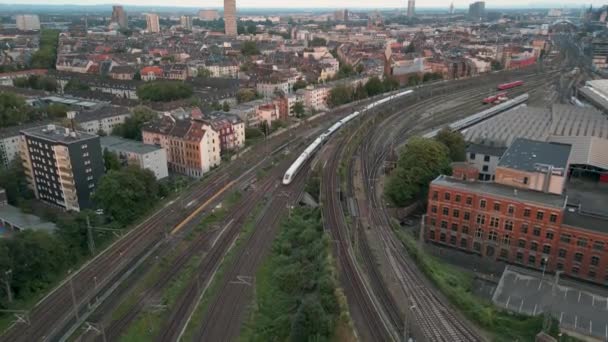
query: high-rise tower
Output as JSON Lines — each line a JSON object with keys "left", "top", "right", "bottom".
{"left": 224, "top": 0, "right": 237, "bottom": 36}
{"left": 407, "top": 0, "right": 415, "bottom": 17}
{"left": 111, "top": 5, "right": 128, "bottom": 28}
{"left": 145, "top": 13, "right": 160, "bottom": 33}
{"left": 449, "top": 2, "right": 454, "bottom": 14}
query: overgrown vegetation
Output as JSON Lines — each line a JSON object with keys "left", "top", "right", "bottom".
{"left": 112, "top": 106, "right": 157, "bottom": 140}
{"left": 136, "top": 82, "right": 193, "bottom": 102}
{"left": 392, "top": 226, "right": 563, "bottom": 342}
{"left": 30, "top": 29, "right": 60, "bottom": 69}
{"left": 12, "top": 74, "right": 57, "bottom": 92}
{"left": 327, "top": 76, "right": 400, "bottom": 107}
{"left": 242, "top": 207, "right": 341, "bottom": 341}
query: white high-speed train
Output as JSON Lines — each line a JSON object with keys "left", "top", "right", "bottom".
{"left": 282, "top": 89, "right": 414, "bottom": 185}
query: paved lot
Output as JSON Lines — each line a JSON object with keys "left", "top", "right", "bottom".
{"left": 493, "top": 266, "right": 608, "bottom": 340}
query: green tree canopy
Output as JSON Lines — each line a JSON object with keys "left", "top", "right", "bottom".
{"left": 64, "top": 79, "right": 90, "bottom": 92}
{"left": 197, "top": 67, "right": 212, "bottom": 78}
{"left": 310, "top": 37, "right": 327, "bottom": 47}
{"left": 103, "top": 149, "right": 122, "bottom": 171}
{"left": 136, "top": 82, "right": 193, "bottom": 102}
{"left": 93, "top": 166, "right": 159, "bottom": 225}
{"left": 236, "top": 89, "right": 257, "bottom": 103}
{"left": 241, "top": 41, "right": 260, "bottom": 56}
{"left": 293, "top": 101, "right": 305, "bottom": 118}
{"left": 293, "top": 79, "right": 308, "bottom": 91}
{"left": 327, "top": 84, "right": 353, "bottom": 107}
{"left": 222, "top": 101, "right": 230, "bottom": 112}
{"left": 385, "top": 136, "right": 451, "bottom": 206}
{"left": 13, "top": 75, "right": 57, "bottom": 92}
{"left": 30, "top": 29, "right": 59, "bottom": 69}
{"left": 364, "top": 76, "right": 385, "bottom": 97}
{"left": 112, "top": 106, "right": 157, "bottom": 141}
{"left": 435, "top": 128, "right": 466, "bottom": 162}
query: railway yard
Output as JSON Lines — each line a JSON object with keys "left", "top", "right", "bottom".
{"left": 1, "top": 54, "right": 575, "bottom": 342}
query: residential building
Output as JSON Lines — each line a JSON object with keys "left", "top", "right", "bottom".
{"left": 199, "top": 9, "right": 220, "bottom": 21}
{"left": 334, "top": 9, "right": 348, "bottom": 22}
{"left": 257, "top": 78, "right": 291, "bottom": 98}
{"left": 224, "top": 0, "right": 237, "bottom": 37}
{"left": 297, "top": 85, "right": 330, "bottom": 111}
{"left": 100, "top": 136, "right": 168, "bottom": 180}
{"left": 140, "top": 66, "right": 163, "bottom": 81}
{"left": 111, "top": 5, "right": 128, "bottom": 29}
{"left": 20, "top": 125, "right": 104, "bottom": 212}
{"left": 109, "top": 65, "right": 136, "bottom": 80}
{"left": 142, "top": 114, "right": 220, "bottom": 178}
{"left": 15, "top": 15, "right": 40, "bottom": 31}
{"left": 407, "top": 0, "right": 416, "bottom": 17}
{"left": 146, "top": 13, "right": 160, "bottom": 33}
{"left": 180, "top": 16, "right": 193, "bottom": 30}
{"left": 256, "top": 103, "right": 279, "bottom": 126}
{"left": 200, "top": 112, "right": 246, "bottom": 153}
{"left": 468, "top": 1, "right": 485, "bottom": 21}
{"left": 466, "top": 143, "right": 507, "bottom": 181}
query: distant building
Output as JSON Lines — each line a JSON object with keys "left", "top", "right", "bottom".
{"left": 224, "top": 0, "right": 237, "bottom": 36}
{"left": 449, "top": 2, "right": 455, "bottom": 14}
{"left": 334, "top": 9, "right": 348, "bottom": 22}
{"left": 100, "top": 136, "right": 168, "bottom": 180}
{"left": 180, "top": 15, "right": 193, "bottom": 30}
{"left": 20, "top": 125, "right": 104, "bottom": 212}
{"left": 407, "top": 0, "right": 416, "bottom": 17}
{"left": 466, "top": 143, "right": 507, "bottom": 181}
{"left": 468, "top": 1, "right": 485, "bottom": 21}
{"left": 111, "top": 5, "right": 128, "bottom": 29}
{"left": 199, "top": 9, "right": 220, "bottom": 21}
{"left": 15, "top": 15, "right": 40, "bottom": 31}
{"left": 146, "top": 13, "right": 160, "bottom": 33}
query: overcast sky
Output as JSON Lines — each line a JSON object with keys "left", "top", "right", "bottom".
{"left": 0, "top": 0, "right": 603, "bottom": 9}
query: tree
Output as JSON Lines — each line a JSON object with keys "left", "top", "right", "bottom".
{"left": 13, "top": 75, "right": 57, "bottom": 92}
{"left": 0, "top": 158, "right": 33, "bottom": 206}
{"left": 385, "top": 137, "right": 451, "bottom": 206}
{"left": 293, "top": 101, "right": 305, "bottom": 118}
{"left": 197, "top": 67, "right": 212, "bottom": 78}
{"left": 103, "top": 149, "right": 121, "bottom": 171}
{"left": 93, "top": 166, "right": 159, "bottom": 225}
{"left": 310, "top": 37, "right": 327, "bottom": 47}
{"left": 241, "top": 41, "right": 260, "bottom": 56}
{"left": 246, "top": 22, "right": 257, "bottom": 34}
{"left": 64, "top": 79, "right": 90, "bottom": 92}
{"left": 491, "top": 60, "right": 503, "bottom": 71}
{"left": 293, "top": 79, "right": 307, "bottom": 91}
{"left": 236, "top": 89, "right": 257, "bottom": 103}
{"left": 46, "top": 104, "right": 68, "bottom": 119}
{"left": 336, "top": 63, "right": 354, "bottom": 79}
{"left": 222, "top": 101, "right": 230, "bottom": 112}
{"left": 354, "top": 83, "right": 368, "bottom": 100}
{"left": 0, "top": 92, "right": 32, "bottom": 127}
{"left": 327, "top": 84, "right": 353, "bottom": 107}
{"left": 113, "top": 106, "right": 157, "bottom": 141}
{"left": 364, "top": 76, "right": 385, "bottom": 97}
{"left": 133, "top": 70, "right": 142, "bottom": 81}
{"left": 435, "top": 128, "right": 466, "bottom": 162}
{"left": 30, "top": 29, "right": 59, "bottom": 69}
{"left": 408, "top": 74, "right": 421, "bottom": 86}
{"left": 355, "top": 63, "right": 365, "bottom": 74}
{"left": 404, "top": 42, "right": 415, "bottom": 53}
{"left": 383, "top": 76, "right": 400, "bottom": 91}
{"left": 136, "top": 82, "right": 193, "bottom": 102}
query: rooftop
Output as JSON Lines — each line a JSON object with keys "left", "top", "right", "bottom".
{"left": 101, "top": 136, "right": 162, "bottom": 155}
{"left": 21, "top": 125, "right": 98, "bottom": 144}
{"left": 498, "top": 138, "right": 571, "bottom": 172}
{"left": 432, "top": 175, "right": 567, "bottom": 209}
{"left": 0, "top": 203, "right": 57, "bottom": 233}
{"left": 466, "top": 142, "right": 507, "bottom": 157}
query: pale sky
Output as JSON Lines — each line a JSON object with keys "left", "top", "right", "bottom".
{"left": 0, "top": 0, "right": 604, "bottom": 9}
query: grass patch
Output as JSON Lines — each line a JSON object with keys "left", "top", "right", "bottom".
{"left": 391, "top": 224, "right": 563, "bottom": 342}
{"left": 240, "top": 207, "right": 347, "bottom": 341}
{"left": 180, "top": 200, "right": 266, "bottom": 341}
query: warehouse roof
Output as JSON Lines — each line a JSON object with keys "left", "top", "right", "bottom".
{"left": 498, "top": 138, "right": 571, "bottom": 172}
{"left": 100, "top": 135, "right": 162, "bottom": 155}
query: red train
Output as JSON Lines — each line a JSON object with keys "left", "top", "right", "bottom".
{"left": 482, "top": 92, "right": 507, "bottom": 104}
{"left": 497, "top": 80, "right": 524, "bottom": 90}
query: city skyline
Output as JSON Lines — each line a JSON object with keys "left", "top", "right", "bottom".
{"left": 0, "top": 0, "right": 606, "bottom": 9}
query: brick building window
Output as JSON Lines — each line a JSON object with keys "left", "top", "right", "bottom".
{"left": 451, "top": 223, "right": 458, "bottom": 232}
{"left": 489, "top": 231, "right": 498, "bottom": 241}
{"left": 577, "top": 238, "right": 588, "bottom": 248}
{"left": 443, "top": 207, "right": 449, "bottom": 215}
{"left": 453, "top": 209, "right": 460, "bottom": 218}
{"left": 533, "top": 226, "right": 541, "bottom": 237}
{"left": 431, "top": 205, "right": 437, "bottom": 213}
{"left": 432, "top": 191, "right": 438, "bottom": 200}
{"left": 531, "top": 242, "right": 538, "bottom": 251}
{"left": 500, "top": 249, "right": 509, "bottom": 259}
{"left": 429, "top": 230, "right": 435, "bottom": 239}
{"left": 462, "top": 226, "right": 469, "bottom": 234}
{"left": 572, "top": 266, "right": 579, "bottom": 274}
{"left": 528, "top": 255, "right": 536, "bottom": 265}
{"left": 518, "top": 239, "right": 526, "bottom": 248}
{"left": 493, "top": 203, "right": 501, "bottom": 211}
{"left": 441, "top": 221, "right": 448, "bottom": 229}
{"left": 430, "top": 218, "right": 436, "bottom": 227}
{"left": 558, "top": 249, "right": 567, "bottom": 258}
{"left": 476, "top": 228, "right": 484, "bottom": 239}
{"left": 455, "top": 195, "right": 461, "bottom": 203}
{"left": 542, "top": 245, "right": 551, "bottom": 254}
{"left": 444, "top": 192, "right": 451, "bottom": 201}
{"left": 574, "top": 252, "right": 584, "bottom": 262}
{"left": 591, "top": 256, "right": 600, "bottom": 266}
{"left": 502, "top": 234, "right": 511, "bottom": 245}
{"left": 473, "top": 242, "right": 481, "bottom": 251}
{"left": 464, "top": 212, "right": 470, "bottom": 221}
{"left": 466, "top": 197, "right": 472, "bottom": 205}
{"left": 476, "top": 215, "right": 485, "bottom": 225}
{"left": 504, "top": 220, "right": 513, "bottom": 231}
{"left": 550, "top": 213, "right": 558, "bottom": 223}
{"left": 520, "top": 224, "right": 528, "bottom": 234}
{"left": 560, "top": 234, "right": 571, "bottom": 243}
{"left": 593, "top": 241, "right": 605, "bottom": 251}
{"left": 536, "top": 211, "right": 544, "bottom": 221}
{"left": 440, "top": 233, "right": 446, "bottom": 242}
{"left": 546, "top": 231, "right": 554, "bottom": 240}
{"left": 480, "top": 199, "right": 487, "bottom": 209}
{"left": 460, "top": 238, "right": 468, "bottom": 248}
{"left": 524, "top": 208, "right": 531, "bottom": 217}
{"left": 556, "top": 263, "right": 564, "bottom": 270}
{"left": 507, "top": 205, "right": 515, "bottom": 216}
{"left": 490, "top": 217, "right": 500, "bottom": 228}
{"left": 450, "top": 235, "right": 457, "bottom": 245}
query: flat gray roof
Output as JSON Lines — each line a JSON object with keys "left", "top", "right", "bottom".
{"left": 21, "top": 125, "right": 98, "bottom": 144}
{"left": 466, "top": 143, "right": 507, "bottom": 157}
{"left": 432, "top": 175, "right": 567, "bottom": 209}
{"left": 100, "top": 135, "right": 162, "bottom": 155}
{"left": 0, "top": 204, "right": 57, "bottom": 233}
{"left": 498, "top": 138, "right": 571, "bottom": 172}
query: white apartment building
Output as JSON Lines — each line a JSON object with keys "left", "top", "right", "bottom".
{"left": 16, "top": 15, "right": 40, "bottom": 31}
{"left": 146, "top": 13, "right": 160, "bottom": 33}
{"left": 101, "top": 136, "right": 169, "bottom": 180}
